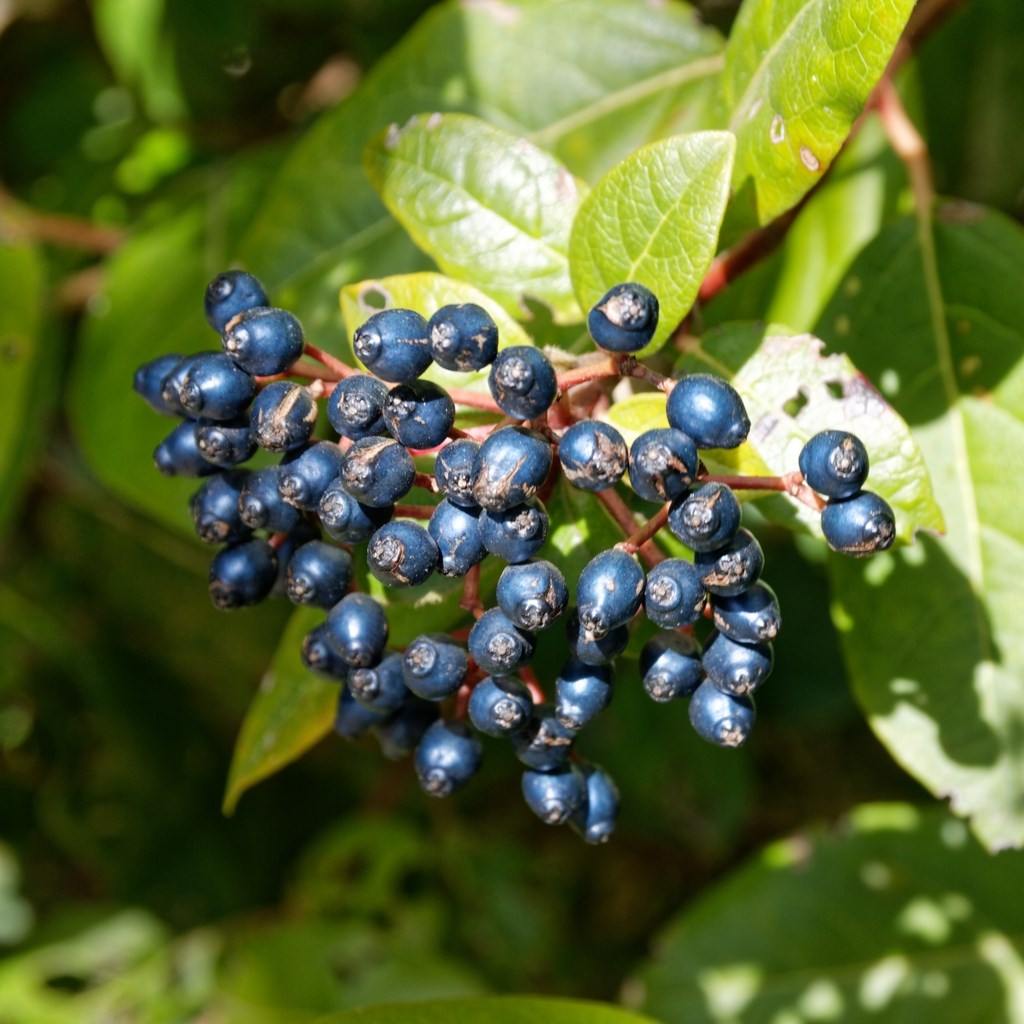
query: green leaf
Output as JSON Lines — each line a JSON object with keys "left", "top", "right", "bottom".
{"left": 677, "top": 324, "right": 943, "bottom": 543}
{"left": 719, "top": 0, "right": 915, "bottom": 228}
{"left": 310, "top": 997, "right": 659, "bottom": 1024}
{"left": 0, "top": 242, "right": 47, "bottom": 536}
{"left": 603, "top": 393, "right": 670, "bottom": 446}
{"left": 569, "top": 131, "right": 735, "bottom": 354}
{"left": 815, "top": 204, "right": 1024, "bottom": 850}
{"left": 223, "top": 607, "right": 338, "bottom": 814}
{"left": 364, "top": 114, "right": 586, "bottom": 324}
{"left": 633, "top": 803, "right": 1024, "bottom": 1024}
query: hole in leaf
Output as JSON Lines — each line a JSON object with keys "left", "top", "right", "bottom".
{"left": 783, "top": 391, "right": 808, "bottom": 417}
{"left": 359, "top": 284, "right": 390, "bottom": 311}
{"left": 825, "top": 380, "right": 843, "bottom": 399}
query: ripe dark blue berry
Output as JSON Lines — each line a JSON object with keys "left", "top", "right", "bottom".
{"left": 318, "top": 481, "right": 392, "bottom": 543}
{"left": 374, "top": 698, "right": 439, "bottom": 760}
{"left": 468, "top": 608, "right": 536, "bottom": 676}
{"left": 695, "top": 527, "right": 764, "bottom": 596}
{"left": 644, "top": 557, "right": 706, "bottom": 628}
{"left": 513, "top": 705, "right": 575, "bottom": 771}
{"left": 575, "top": 549, "right": 645, "bottom": 640}
{"left": 479, "top": 497, "right": 549, "bottom": 564}
{"left": 279, "top": 441, "right": 346, "bottom": 510}
{"left": 222, "top": 306, "right": 304, "bottom": 376}
{"left": 522, "top": 765, "right": 586, "bottom": 826}
{"left": 799, "top": 430, "right": 869, "bottom": 499}
{"left": 348, "top": 652, "right": 409, "bottom": 712}
{"left": 367, "top": 520, "right": 439, "bottom": 588}
{"left": 666, "top": 373, "right": 750, "bottom": 450}
{"left": 496, "top": 560, "right": 568, "bottom": 631}
{"left": 702, "top": 631, "right": 773, "bottom": 697}
{"left": 133, "top": 353, "right": 185, "bottom": 416}
{"left": 434, "top": 439, "right": 480, "bottom": 507}
{"left": 689, "top": 680, "right": 756, "bottom": 747}
{"left": 428, "top": 303, "right": 499, "bottom": 371}
{"left": 250, "top": 381, "right": 318, "bottom": 453}
{"left": 628, "top": 428, "right": 699, "bottom": 503}
{"left": 154, "top": 420, "right": 219, "bottom": 477}
{"left": 415, "top": 720, "right": 482, "bottom": 797}
{"left": 285, "top": 540, "right": 353, "bottom": 608}
{"left": 325, "top": 592, "right": 389, "bottom": 667}
{"left": 340, "top": 436, "right": 415, "bottom": 508}
{"left": 428, "top": 500, "right": 486, "bottom": 577}
{"left": 383, "top": 379, "right": 456, "bottom": 450}
{"left": 179, "top": 352, "right": 256, "bottom": 420}
{"left": 301, "top": 622, "right": 350, "bottom": 680}
{"left": 190, "top": 471, "right": 251, "bottom": 545}
{"left": 554, "top": 658, "right": 613, "bottom": 730}
{"left": 821, "top": 491, "right": 896, "bottom": 556}
{"left": 195, "top": 418, "right": 257, "bottom": 467}
{"left": 401, "top": 633, "right": 468, "bottom": 701}
{"left": 159, "top": 354, "right": 201, "bottom": 416}
{"left": 208, "top": 538, "right": 278, "bottom": 610}
{"left": 237, "top": 467, "right": 301, "bottom": 532}
{"left": 353, "top": 308, "right": 432, "bottom": 382}
{"left": 565, "top": 609, "right": 629, "bottom": 665}
{"left": 326, "top": 375, "right": 390, "bottom": 441}
{"left": 570, "top": 763, "right": 619, "bottom": 844}
{"left": 468, "top": 675, "right": 533, "bottom": 737}
{"left": 711, "top": 581, "right": 782, "bottom": 644}
{"left": 668, "top": 482, "right": 741, "bottom": 552}
{"left": 587, "top": 282, "right": 659, "bottom": 353}
{"left": 334, "top": 687, "right": 388, "bottom": 740}
{"left": 488, "top": 346, "right": 557, "bottom": 420}
{"left": 558, "top": 420, "right": 628, "bottom": 492}
{"left": 640, "top": 632, "right": 702, "bottom": 702}
{"left": 269, "top": 520, "right": 320, "bottom": 601}
{"left": 472, "top": 426, "right": 553, "bottom": 512}
{"left": 204, "top": 270, "right": 269, "bottom": 333}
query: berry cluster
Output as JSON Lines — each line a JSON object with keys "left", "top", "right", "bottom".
{"left": 134, "top": 274, "right": 895, "bottom": 843}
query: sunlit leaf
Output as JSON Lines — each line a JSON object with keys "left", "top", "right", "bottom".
{"left": 310, "top": 997, "right": 660, "bottom": 1024}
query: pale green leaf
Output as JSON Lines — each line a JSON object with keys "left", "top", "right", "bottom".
{"left": 569, "top": 131, "right": 735, "bottom": 354}
{"left": 633, "top": 803, "right": 1024, "bottom": 1023}
{"left": 815, "top": 204, "right": 1024, "bottom": 850}
{"left": 364, "top": 114, "right": 586, "bottom": 323}
{"left": 311, "top": 997, "right": 660, "bottom": 1024}
{"left": 720, "top": 0, "right": 915, "bottom": 228}
{"left": 603, "top": 393, "right": 669, "bottom": 446}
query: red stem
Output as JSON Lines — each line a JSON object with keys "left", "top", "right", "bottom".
{"left": 303, "top": 343, "right": 357, "bottom": 379}
{"left": 393, "top": 504, "right": 437, "bottom": 519}
{"left": 593, "top": 488, "right": 665, "bottom": 568}
{"left": 618, "top": 502, "right": 670, "bottom": 555}
{"left": 519, "top": 664, "right": 546, "bottom": 706}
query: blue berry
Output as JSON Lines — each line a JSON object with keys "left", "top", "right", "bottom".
{"left": 488, "top": 346, "right": 557, "bottom": 420}
{"left": 468, "top": 675, "right": 533, "bottom": 737}
{"left": 570, "top": 762, "right": 620, "bottom": 844}
{"left": 159, "top": 354, "right": 202, "bottom": 416}
{"left": 367, "top": 520, "right": 439, "bottom": 588}
{"left": 133, "top": 353, "right": 185, "bottom": 416}
{"left": 326, "top": 375, "right": 390, "bottom": 441}
{"left": 554, "top": 657, "right": 613, "bottom": 730}
{"left": 694, "top": 527, "right": 764, "bottom": 596}
{"left": 325, "top": 592, "right": 389, "bottom": 667}
{"left": 250, "top": 381, "right": 318, "bottom": 453}
{"left": 334, "top": 687, "right": 388, "bottom": 740}
{"left": 496, "top": 559, "right": 568, "bottom": 631}
{"left": 565, "top": 609, "right": 629, "bottom": 665}
{"left": 204, "top": 270, "right": 269, "bottom": 333}
{"left": 799, "top": 430, "right": 869, "bottom": 499}
{"left": 268, "top": 519, "right": 321, "bottom": 600}
{"left": 340, "top": 437, "right": 415, "bottom": 508}
{"left": 702, "top": 631, "right": 773, "bottom": 697}
{"left": 278, "top": 441, "right": 345, "bottom": 510}
{"left": 522, "top": 765, "right": 586, "bottom": 826}
{"left": 190, "top": 471, "right": 251, "bottom": 545}
{"left": 415, "top": 720, "right": 482, "bottom": 797}
{"left": 468, "top": 608, "right": 536, "bottom": 676}
{"left": 302, "top": 622, "right": 351, "bottom": 680}
{"left": 689, "top": 680, "right": 756, "bottom": 747}
{"left": 575, "top": 549, "right": 645, "bottom": 640}
{"left": 666, "top": 373, "right": 750, "bottom": 450}
{"left": 222, "top": 306, "right": 304, "bottom": 376}
{"left": 179, "top": 352, "right": 256, "bottom": 420}
{"left": 353, "top": 308, "right": 432, "bottom": 382}
{"left": 821, "top": 491, "right": 896, "bottom": 556}
{"left": 195, "top": 417, "right": 257, "bottom": 467}
{"left": 154, "top": 420, "right": 219, "bottom": 477}
{"left": 383, "top": 379, "right": 456, "bottom": 450}
{"left": 428, "top": 500, "right": 486, "bottom": 577}
{"left": 374, "top": 698, "right": 439, "bottom": 760}
{"left": 285, "top": 540, "right": 353, "bottom": 608}
{"left": 711, "top": 581, "right": 781, "bottom": 644}
{"left": 209, "top": 538, "right": 278, "bottom": 610}
{"left": 512, "top": 705, "right": 575, "bottom": 771}
{"left": 640, "top": 632, "right": 702, "bottom": 702}
{"left": 667, "top": 482, "right": 741, "bottom": 553}
{"left": 428, "top": 303, "right": 499, "bottom": 371}
{"left": 348, "top": 652, "right": 409, "bottom": 712}
{"left": 643, "top": 558, "right": 706, "bottom": 629}
{"left": 558, "top": 420, "right": 628, "bottom": 492}
{"left": 237, "top": 467, "right": 301, "bottom": 532}
{"left": 318, "top": 481, "right": 393, "bottom": 543}
{"left": 471, "top": 426, "right": 553, "bottom": 511}
{"left": 434, "top": 439, "right": 480, "bottom": 507}
{"left": 401, "top": 633, "right": 468, "bottom": 701}
{"left": 479, "top": 497, "right": 549, "bottom": 564}
{"left": 628, "top": 428, "right": 698, "bottom": 502}
{"left": 587, "top": 283, "right": 659, "bottom": 353}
